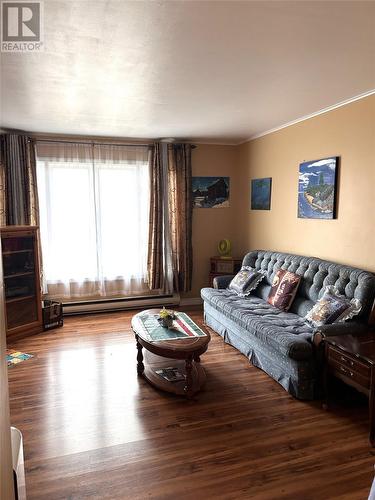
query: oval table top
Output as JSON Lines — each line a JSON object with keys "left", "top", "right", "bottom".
{"left": 131, "top": 309, "right": 210, "bottom": 357}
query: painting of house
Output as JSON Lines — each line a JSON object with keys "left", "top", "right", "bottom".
{"left": 192, "top": 177, "right": 230, "bottom": 208}
{"left": 298, "top": 157, "right": 339, "bottom": 219}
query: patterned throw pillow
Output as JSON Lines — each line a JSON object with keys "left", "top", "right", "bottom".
{"left": 305, "top": 286, "right": 362, "bottom": 328}
{"left": 267, "top": 269, "right": 301, "bottom": 311}
{"left": 228, "top": 266, "right": 265, "bottom": 297}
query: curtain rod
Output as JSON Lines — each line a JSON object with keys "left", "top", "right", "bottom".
{"left": 35, "top": 139, "right": 152, "bottom": 147}
{"left": 35, "top": 139, "right": 197, "bottom": 148}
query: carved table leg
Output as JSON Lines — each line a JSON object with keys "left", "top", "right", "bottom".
{"left": 136, "top": 335, "right": 144, "bottom": 376}
{"left": 194, "top": 354, "right": 201, "bottom": 363}
{"left": 184, "top": 356, "right": 194, "bottom": 399}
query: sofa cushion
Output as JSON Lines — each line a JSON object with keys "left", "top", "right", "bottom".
{"left": 242, "top": 250, "right": 375, "bottom": 321}
{"left": 305, "top": 285, "right": 362, "bottom": 327}
{"left": 201, "top": 287, "right": 313, "bottom": 361}
{"left": 228, "top": 266, "right": 265, "bottom": 297}
{"left": 267, "top": 269, "right": 301, "bottom": 311}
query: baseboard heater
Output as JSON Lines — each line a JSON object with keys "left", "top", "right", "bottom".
{"left": 63, "top": 293, "right": 180, "bottom": 315}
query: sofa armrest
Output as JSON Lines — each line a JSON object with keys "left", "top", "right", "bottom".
{"left": 312, "top": 322, "right": 369, "bottom": 347}
{"left": 213, "top": 275, "right": 234, "bottom": 289}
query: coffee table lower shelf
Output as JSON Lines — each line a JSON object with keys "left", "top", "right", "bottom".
{"left": 140, "top": 351, "right": 206, "bottom": 397}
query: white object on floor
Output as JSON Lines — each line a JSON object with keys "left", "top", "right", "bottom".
{"left": 369, "top": 472, "right": 375, "bottom": 500}
{"left": 11, "top": 427, "right": 26, "bottom": 500}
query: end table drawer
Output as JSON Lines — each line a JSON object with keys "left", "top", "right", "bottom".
{"left": 328, "top": 346, "right": 370, "bottom": 378}
{"left": 329, "top": 358, "right": 370, "bottom": 389}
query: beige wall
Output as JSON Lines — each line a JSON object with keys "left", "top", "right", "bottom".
{"left": 236, "top": 94, "right": 375, "bottom": 273}
{"left": 33, "top": 100, "right": 375, "bottom": 302}
{"left": 184, "top": 144, "right": 240, "bottom": 298}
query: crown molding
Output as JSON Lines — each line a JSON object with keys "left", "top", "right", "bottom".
{"left": 191, "top": 140, "right": 238, "bottom": 146}
{"left": 238, "top": 88, "right": 375, "bottom": 145}
{"left": 3, "top": 89, "right": 373, "bottom": 147}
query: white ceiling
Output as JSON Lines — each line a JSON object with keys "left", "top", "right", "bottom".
{"left": 1, "top": 1, "right": 374, "bottom": 144}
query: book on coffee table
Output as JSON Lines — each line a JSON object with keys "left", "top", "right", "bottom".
{"left": 155, "top": 367, "right": 186, "bottom": 383}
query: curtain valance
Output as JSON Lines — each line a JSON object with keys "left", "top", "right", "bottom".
{"left": 36, "top": 141, "right": 149, "bottom": 164}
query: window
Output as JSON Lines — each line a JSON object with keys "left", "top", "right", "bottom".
{"left": 36, "top": 142, "right": 151, "bottom": 300}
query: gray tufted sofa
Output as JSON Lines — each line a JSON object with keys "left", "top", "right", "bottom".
{"left": 201, "top": 250, "right": 375, "bottom": 400}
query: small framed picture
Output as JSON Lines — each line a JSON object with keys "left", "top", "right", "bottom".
{"left": 251, "top": 178, "right": 272, "bottom": 210}
{"left": 192, "top": 177, "right": 230, "bottom": 208}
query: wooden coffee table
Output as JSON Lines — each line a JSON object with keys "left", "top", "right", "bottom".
{"left": 131, "top": 309, "right": 210, "bottom": 398}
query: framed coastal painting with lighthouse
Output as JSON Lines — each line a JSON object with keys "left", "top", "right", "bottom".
{"left": 298, "top": 157, "right": 339, "bottom": 219}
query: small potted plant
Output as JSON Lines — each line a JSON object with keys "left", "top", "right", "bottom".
{"left": 158, "top": 307, "right": 176, "bottom": 328}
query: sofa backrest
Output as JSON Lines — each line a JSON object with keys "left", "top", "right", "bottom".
{"left": 242, "top": 250, "right": 375, "bottom": 322}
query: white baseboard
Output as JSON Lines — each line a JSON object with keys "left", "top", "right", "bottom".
{"left": 63, "top": 294, "right": 202, "bottom": 315}
{"left": 63, "top": 294, "right": 180, "bottom": 315}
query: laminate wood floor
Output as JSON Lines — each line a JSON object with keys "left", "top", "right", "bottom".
{"left": 7, "top": 309, "right": 375, "bottom": 500}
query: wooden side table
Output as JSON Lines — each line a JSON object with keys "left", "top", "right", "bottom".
{"left": 324, "top": 332, "right": 375, "bottom": 446}
{"left": 209, "top": 256, "right": 242, "bottom": 287}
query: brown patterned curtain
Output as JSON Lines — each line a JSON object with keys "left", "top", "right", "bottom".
{"left": 147, "top": 142, "right": 193, "bottom": 293}
{"left": 147, "top": 143, "right": 166, "bottom": 290}
{"left": 0, "top": 146, "right": 6, "bottom": 227}
{"left": 0, "top": 134, "right": 39, "bottom": 226}
{"left": 168, "top": 144, "right": 193, "bottom": 292}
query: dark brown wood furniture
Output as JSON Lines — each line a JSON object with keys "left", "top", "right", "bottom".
{"left": 0, "top": 226, "right": 43, "bottom": 341}
{"left": 209, "top": 256, "right": 241, "bottom": 286}
{"left": 131, "top": 309, "right": 210, "bottom": 398}
{"left": 324, "top": 331, "right": 375, "bottom": 446}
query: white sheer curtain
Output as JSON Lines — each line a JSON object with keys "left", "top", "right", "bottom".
{"left": 36, "top": 141, "right": 151, "bottom": 300}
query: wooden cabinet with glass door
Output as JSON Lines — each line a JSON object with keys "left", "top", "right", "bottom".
{"left": 0, "top": 226, "right": 43, "bottom": 341}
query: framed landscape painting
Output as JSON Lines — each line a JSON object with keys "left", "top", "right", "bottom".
{"left": 298, "top": 157, "right": 339, "bottom": 219}
{"left": 192, "top": 176, "right": 229, "bottom": 208}
{"left": 251, "top": 177, "right": 272, "bottom": 210}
